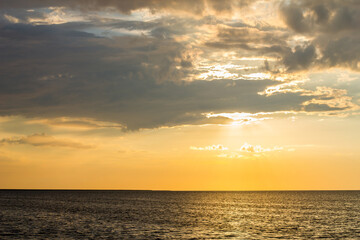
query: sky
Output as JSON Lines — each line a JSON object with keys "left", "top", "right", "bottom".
{"left": 0, "top": 0, "right": 359, "bottom": 190}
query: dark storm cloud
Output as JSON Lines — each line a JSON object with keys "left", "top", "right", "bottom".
{"left": 0, "top": 1, "right": 357, "bottom": 130}
{"left": 316, "top": 34, "right": 360, "bottom": 70}
{"left": 280, "top": 0, "right": 360, "bottom": 34}
{"left": 0, "top": 21, "right": 321, "bottom": 130}
{"left": 205, "top": 25, "right": 289, "bottom": 55}
{"left": 282, "top": 44, "right": 316, "bottom": 71}
{"left": 280, "top": 3, "right": 310, "bottom": 33}
{"left": 0, "top": 0, "right": 254, "bottom": 15}
{"left": 279, "top": 0, "right": 360, "bottom": 71}
{"left": 205, "top": 26, "right": 318, "bottom": 71}
{"left": 203, "top": 0, "right": 359, "bottom": 72}
{"left": 4, "top": 0, "right": 357, "bottom": 72}
{"left": 215, "top": 27, "right": 289, "bottom": 46}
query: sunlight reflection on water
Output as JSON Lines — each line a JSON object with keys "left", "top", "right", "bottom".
{"left": 0, "top": 190, "right": 359, "bottom": 239}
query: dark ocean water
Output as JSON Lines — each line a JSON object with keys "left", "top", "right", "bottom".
{"left": 0, "top": 190, "right": 359, "bottom": 239}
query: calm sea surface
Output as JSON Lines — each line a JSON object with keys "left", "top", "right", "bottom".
{"left": 0, "top": 190, "right": 359, "bottom": 239}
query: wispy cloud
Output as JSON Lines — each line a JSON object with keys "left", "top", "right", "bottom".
{"left": 190, "top": 144, "right": 228, "bottom": 151}
{"left": 204, "top": 112, "right": 274, "bottom": 126}
{"left": 0, "top": 133, "right": 93, "bottom": 149}
{"left": 217, "top": 153, "right": 243, "bottom": 159}
{"left": 190, "top": 143, "right": 284, "bottom": 159}
{"left": 27, "top": 117, "right": 124, "bottom": 130}
{"left": 239, "top": 143, "right": 283, "bottom": 153}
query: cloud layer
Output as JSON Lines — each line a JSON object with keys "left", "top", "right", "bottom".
{"left": 0, "top": 0, "right": 358, "bottom": 130}
{"left": 0, "top": 133, "right": 93, "bottom": 149}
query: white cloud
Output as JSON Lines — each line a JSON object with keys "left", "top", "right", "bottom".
{"left": 190, "top": 144, "right": 228, "bottom": 151}
{"left": 190, "top": 142, "right": 284, "bottom": 159}
{"left": 217, "top": 153, "right": 243, "bottom": 158}
{"left": 239, "top": 142, "right": 283, "bottom": 153}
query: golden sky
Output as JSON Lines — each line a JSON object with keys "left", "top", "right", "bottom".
{"left": 0, "top": 0, "right": 359, "bottom": 190}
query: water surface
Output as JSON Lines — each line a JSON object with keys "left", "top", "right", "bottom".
{"left": 0, "top": 190, "right": 359, "bottom": 239}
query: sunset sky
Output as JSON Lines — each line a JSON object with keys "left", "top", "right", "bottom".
{"left": 0, "top": 0, "right": 359, "bottom": 190}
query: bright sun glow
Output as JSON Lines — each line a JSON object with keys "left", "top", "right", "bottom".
{"left": 0, "top": 0, "right": 359, "bottom": 192}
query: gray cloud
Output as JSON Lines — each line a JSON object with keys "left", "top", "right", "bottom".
{"left": 316, "top": 34, "right": 360, "bottom": 70}
{"left": 215, "top": 27, "right": 289, "bottom": 46}
{"left": 303, "top": 103, "right": 349, "bottom": 112}
{"left": 280, "top": 3, "right": 310, "bottom": 33}
{"left": 280, "top": 0, "right": 360, "bottom": 34}
{"left": 0, "top": 21, "right": 321, "bottom": 130}
{"left": 279, "top": 0, "right": 360, "bottom": 71}
{"left": 203, "top": 0, "right": 360, "bottom": 72}
{"left": 282, "top": 44, "right": 317, "bottom": 71}
{"left": 0, "top": 0, "right": 255, "bottom": 16}
{"left": 0, "top": 133, "right": 93, "bottom": 149}
{"left": 205, "top": 26, "right": 318, "bottom": 71}
{"left": 0, "top": 2, "right": 357, "bottom": 130}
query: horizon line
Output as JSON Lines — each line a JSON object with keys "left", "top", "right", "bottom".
{"left": 1, "top": 189, "right": 359, "bottom": 192}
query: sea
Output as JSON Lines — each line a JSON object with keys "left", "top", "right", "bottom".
{"left": 0, "top": 190, "right": 359, "bottom": 239}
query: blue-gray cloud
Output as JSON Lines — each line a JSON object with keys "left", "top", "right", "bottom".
{"left": 280, "top": 0, "right": 360, "bottom": 71}
{"left": 0, "top": 1, "right": 357, "bottom": 130}
{"left": 0, "top": 21, "right": 320, "bottom": 129}
{"left": 0, "top": 0, "right": 255, "bottom": 15}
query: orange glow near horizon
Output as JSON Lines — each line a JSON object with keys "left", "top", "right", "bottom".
{"left": 0, "top": 0, "right": 359, "bottom": 190}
